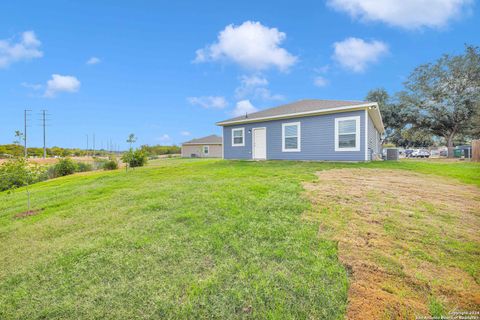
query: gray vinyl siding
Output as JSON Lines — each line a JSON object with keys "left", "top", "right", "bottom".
{"left": 181, "top": 144, "right": 222, "bottom": 158}
{"left": 223, "top": 110, "right": 366, "bottom": 161}
{"left": 367, "top": 114, "right": 382, "bottom": 160}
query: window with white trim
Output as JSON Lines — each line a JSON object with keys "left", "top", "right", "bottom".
{"left": 335, "top": 116, "right": 360, "bottom": 151}
{"left": 203, "top": 146, "right": 209, "bottom": 154}
{"left": 282, "top": 122, "right": 301, "bottom": 152}
{"left": 231, "top": 128, "right": 245, "bottom": 146}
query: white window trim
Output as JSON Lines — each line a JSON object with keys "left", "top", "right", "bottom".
{"left": 335, "top": 116, "right": 360, "bottom": 152}
{"left": 282, "top": 122, "right": 301, "bottom": 152}
{"left": 203, "top": 145, "right": 209, "bottom": 155}
{"left": 231, "top": 128, "right": 245, "bottom": 147}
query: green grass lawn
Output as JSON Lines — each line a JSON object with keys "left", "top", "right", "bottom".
{"left": 0, "top": 159, "right": 478, "bottom": 319}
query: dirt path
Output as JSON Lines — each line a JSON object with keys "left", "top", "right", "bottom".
{"left": 303, "top": 169, "right": 480, "bottom": 319}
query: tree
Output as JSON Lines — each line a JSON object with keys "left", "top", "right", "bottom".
{"left": 13, "top": 130, "right": 24, "bottom": 146}
{"left": 126, "top": 134, "right": 137, "bottom": 150}
{"left": 459, "top": 106, "right": 480, "bottom": 141}
{"left": 366, "top": 88, "right": 397, "bottom": 144}
{"left": 121, "top": 149, "right": 147, "bottom": 171}
{"left": 365, "top": 88, "right": 431, "bottom": 147}
{"left": 402, "top": 45, "right": 480, "bottom": 157}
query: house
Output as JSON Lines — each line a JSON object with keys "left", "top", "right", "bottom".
{"left": 181, "top": 135, "right": 222, "bottom": 158}
{"left": 216, "top": 99, "right": 384, "bottom": 161}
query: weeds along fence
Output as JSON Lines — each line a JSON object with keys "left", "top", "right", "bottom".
{"left": 473, "top": 140, "right": 480, "bottom": 162}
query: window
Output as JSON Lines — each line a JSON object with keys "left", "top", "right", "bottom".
{"left": 335, "top": 116, "right": 360, "bottom": 151}
{"left": 203, "top": 146, "right": 209, "bottom": 154}
{"left": 232, "top": 128, "right": 245, "bottom": 146}
{"left": 282, "top": 122, "right": 301, "bottom": 152}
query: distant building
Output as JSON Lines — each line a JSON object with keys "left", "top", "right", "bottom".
{"left": 181, "top": 135, "right": 222, "bottom": 158}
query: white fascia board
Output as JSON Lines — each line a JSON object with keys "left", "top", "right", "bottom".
{"left": 216, "top": 103, "right": 376, "bottom": 126}
{"left": 367, "top": 103, "right": 385, "bottom": 134}
{"left": 182, "top": 143, "right": 222, "bottom": 145}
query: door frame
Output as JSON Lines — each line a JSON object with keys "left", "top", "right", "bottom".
{"left": 252, "top": 127, "right": 267, "bottom": 160}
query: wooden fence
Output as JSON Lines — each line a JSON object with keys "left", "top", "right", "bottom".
{"left": 473, "top": 140, "right": 480, "bottom": 162}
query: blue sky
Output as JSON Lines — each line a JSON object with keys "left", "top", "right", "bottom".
{"left": 0, "top": 0, "right": 478, "bottom": 149}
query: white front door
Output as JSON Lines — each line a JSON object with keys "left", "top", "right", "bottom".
{"left": 252, "top": 127, "right": 267, "bottom": 160}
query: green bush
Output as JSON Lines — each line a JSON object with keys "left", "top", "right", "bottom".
{"left": 0, "top": 158, "right": 46, "bottom": 191}
{"left": 122, "top": 149, "right": 148, "bottom": 168}
{"left": 103, "top": 160, "right": 118, "bottom": 170}
{"left": 44, "top": 165, "right": 58, "bottom": 179}
{"left": 91, "top": 157, "right": 107, "bottom": 170}
{"left": 76, "top": 162, "right": 93, "bottom": 172}
{"left": 54, "top": 158, "right": 78, "bottom": 177}
{"left": 139, "top": 144, "right": 180, "bottom": 156}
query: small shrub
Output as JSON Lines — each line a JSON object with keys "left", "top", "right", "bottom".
{"left": 122, "top": 149, "right": 147, "bottom": 168}
{"left": 0, "top": 158, "right": 45, "bottom": 191}
{"left": 103, "top": 160, "right": 118, "bottom": 170}
{"left": 76, "top": 162, "right": 93, "bottom": 172}
{"left": 44, "top": 165, "right": 58, "bottom": 179}
{"left": 0, "top": 157, "right": 46, "bottom": 212}
{"left": 92, "top": 158, "right": 107, "bottom": 170}
{"left": 54, "top": 158, "right": 78, "bottom": 177}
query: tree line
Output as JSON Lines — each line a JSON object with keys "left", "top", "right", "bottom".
{"left": 0, "top": 144, "right": 111, "bottom": 158}
{"left": 366, "top": 45, "right": 480, "bottom": 157}
{"left": 0, "top": 144, "right": 180, "bottom": 158}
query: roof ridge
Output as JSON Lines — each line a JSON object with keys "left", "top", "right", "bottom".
{"left": 218, "top": 99, "right": 370, "bottom": 124}
{"left": 182, "top": 134, "right": 222, "bottom": 145}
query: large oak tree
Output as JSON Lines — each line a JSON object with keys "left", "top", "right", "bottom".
{"left": 402, "top": 45, "right": 480, "bottom": 157}
{"left": 366, "top": 88, "right": 433, "bottom": 147}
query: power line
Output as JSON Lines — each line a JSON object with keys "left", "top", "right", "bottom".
{"left": 24, "top": 109, "right": 32, "bottom": 157}
{"left": 39, "top": 110, "right": 50, "bottom": 159}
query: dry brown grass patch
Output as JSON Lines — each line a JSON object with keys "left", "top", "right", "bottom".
{"left": 14, "top": 209, "right": 42, "bottom": 219}
{"left": 303, "top": 168, "right": 480, "bottom": 319}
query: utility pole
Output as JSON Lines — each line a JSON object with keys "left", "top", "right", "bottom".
{"left": 86, "top": 134, "right": 89, "bottom": 157}
{"left": 40, "top": 110, "right": 48, "bottom": 159}
{"left": 24, "top": 109, "right": 31, "bottom": 158}
{"left": 92, "top": 133, "right": 95, "bottom": 157}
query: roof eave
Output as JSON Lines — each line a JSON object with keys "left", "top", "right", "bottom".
{"left": 216, "top": 103, "right": 377, "bottom": 126}
{"left": 182, "top": 142, "right": 222, "bottom": 145}
{"left": 367, "top": 102, "right": 385, "bottom": 134}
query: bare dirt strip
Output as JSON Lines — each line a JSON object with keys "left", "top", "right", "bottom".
{"left": 303, "top": 169, "right": 480, "bottom": 319}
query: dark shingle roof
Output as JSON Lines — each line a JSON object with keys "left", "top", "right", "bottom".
{"left": 217, "top": 99, "right": 369, "bottom": 125}
{"left": 182, "top": 134, "right": 222, "bottom": 145}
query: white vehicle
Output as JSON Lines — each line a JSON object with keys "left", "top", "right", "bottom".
{"left": 411, "top": 149, "right": 430, "bottom": 158}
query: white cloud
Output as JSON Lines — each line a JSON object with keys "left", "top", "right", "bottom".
{"left": 332, "top": 37, "right": 388, "bottom": 72}
{"left": 21, "top": 82, "right": 42, "bottom": 90}
{"left": 313, "top": 76, "right": 328, "bottom": 87}
{"left": 235, "top": 74, "right": 284, "bottom": 101}
{"left": 232, "top": 100, "right": 258, "bottom": 117}
{"left": 194, "top": 21, "right": 297, "bottom": 71}
{"left": 86, "top": 57, "right": 101, "bottom": 65}
{"left": 0, "top": 31, "right": 43, "bottom": 68}
{"left": 327, "top": 0, "right": 473, "bottom": 29}
{"left": 44, "top": 74, "right": 81, "bottom": 98}
{"left": 181, "top": 131, "right": 191, "bottom": 136}
{"left": 158, "top": 134, "right": 171, "bottom": 142}
{"left": 187, "top": 96, "right": 228, "bottom": 109}
{"left": 239, "top": 74, "right": 269, "bottom": 87}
